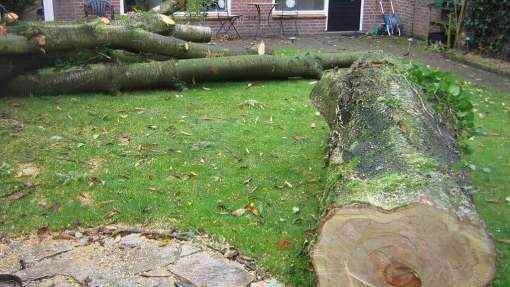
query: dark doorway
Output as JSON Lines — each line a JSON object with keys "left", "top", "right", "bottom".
{"left": 327, "top": 0, "right": 362, "bottom": 31}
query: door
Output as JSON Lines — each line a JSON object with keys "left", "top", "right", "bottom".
{"left": 327, "top": 0, "right": 362, "bottom": 31}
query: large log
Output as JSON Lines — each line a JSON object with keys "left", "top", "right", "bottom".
{"left": 310, "top": 54, "right": 496, "bottom": 287}
{"left": 0, "top": 20, "right": 247, "bottom": 58}
{"left": 7, "top": 14, "right": 211, "bottom": 43}
{"left": 6, "top": 13, "right": 176, "bottom": 35}
{"left": 5, "top": 53, "right": 361, "bottom": 96}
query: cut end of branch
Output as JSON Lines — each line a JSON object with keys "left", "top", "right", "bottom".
{"left": 312, "top": 204, "right": 496, "bottom": 287}
{"left": 36, "top": 34, "right": 48, "bottom": 47}
{"left": 99, "top": 17, "right": 111, "bottom": 25}
{"left": 158, "top": 14, "right": 176, "bottom": 27}
{"left": 6, "top": 12, "right": 19, "bottom": 24}
{"left": 257, "top": 41, "right": 265, "bottom": 55}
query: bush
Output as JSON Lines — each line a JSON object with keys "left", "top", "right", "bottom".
{"left": 465, "top": 0, "right": 510, "bottom": 60}
{"left": 0, "top": 0, "right": 36, "bottom": 14}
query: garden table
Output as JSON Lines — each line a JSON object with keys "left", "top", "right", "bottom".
{"left": 247, "top": 3, "right": 277, "bottom": 38}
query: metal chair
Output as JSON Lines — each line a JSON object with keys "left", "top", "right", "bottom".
{"left": 274, "top": 0, "right": 299, "bottom": 37}
{"left": 215, "top": 0, "right": 242, "bottom": 38}
{"left": 84, "top": 0, "right": 115, "bottom": 19}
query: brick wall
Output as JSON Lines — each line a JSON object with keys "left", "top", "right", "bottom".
{"left": 51, "top": 0, "right": 437, "bottom": 38}
{"left": 199, "top": 0, "right": 327, "bottom": 36}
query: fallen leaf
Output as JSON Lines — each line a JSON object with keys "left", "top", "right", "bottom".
{"left": 7, "top": 191, "right": 26, "bottom": 201}
{"left": 88, "top": 176, "right": 105, "bottom": 186}
{"left": 53, "top": 233, "right": 75, "bottom": 240}
{"left": 79, "top": 192, "right": 94, "bottom": 207}
{"left": 284, "top": 181, "right": 293, "bottom": 188}
{"left": 277, "top": 239, "right": 290, "bottom": 249}
{"left": 50, "top": 203, "right": 61, "bottom": 213}
{"left": 244, "top": 203, "right": 259, "bottom": 216}
{"left": 120, "top": 133, "right": 130, "bottom": 145}
{"left": 292, "top": 206, "right": 300, "bottom": 214}
{"left": 232, "top": 208, "right": 246, "bottom": 217}
{"left": 37, "top": 226, "right": 49, "bottom": 235}
{"left": 15, "top": 163, "right": 39, "bottom": 178}
{"left": 103, "top": 209, "right": 119, "bottom": 220}
{"left": 224, "top": 249, "right": 239, "bottom": 259}
{"left": 147, "top": 124, "right": 157, "bottom": 129}
{"left": 243, "top": 177, "right": 253, "bottom": 185}
{"left": 310, "top": 123, "right": 317, "bottom": 129}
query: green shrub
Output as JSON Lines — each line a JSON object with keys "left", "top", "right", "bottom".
{"left": 0, "top": 0, "right": 36, "bottom": 14}
{"left": 465, "top": 0, "right": 510, "bottom": 60}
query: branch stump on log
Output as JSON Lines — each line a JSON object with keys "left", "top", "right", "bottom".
{"left": 310, "top": 54, "right": 496, "bottom": 287}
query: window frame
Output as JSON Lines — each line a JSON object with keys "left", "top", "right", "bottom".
{"left": 272, "top": 0, "right": 327, "bottom": 16}
{"left": 171, "top": 0, "right": 231, "bottom": 18}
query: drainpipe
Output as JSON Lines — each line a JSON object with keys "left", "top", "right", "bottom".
{"left": 43, "top": 0, "right": 54, "bottom": 21}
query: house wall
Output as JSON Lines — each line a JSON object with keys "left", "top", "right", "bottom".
{"left": 51, "top": 0, "right": 438, "bottom": 38}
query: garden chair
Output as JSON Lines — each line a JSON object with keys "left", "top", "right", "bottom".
{"left": 214, "top": 0, "right": 242, "bottom": 38}
{"left": 274, "top": 0, "right": 299, "bottom": 37}
{"left": 84, "top": 0, "right": 115, "bottom": 19}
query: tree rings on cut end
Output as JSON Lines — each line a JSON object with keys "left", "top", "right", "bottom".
{"left": 311, "top": 204, "right": 496, "bottom": 287}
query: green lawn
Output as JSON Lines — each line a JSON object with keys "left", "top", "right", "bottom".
{"left": 0, "top": 67, "right": 509, "bottom": 286}
{"left": 0, "top": 80, "right": 328, "bottom": 286}
{"left": 467, "top": 88, "right": 510, "bottom": 286}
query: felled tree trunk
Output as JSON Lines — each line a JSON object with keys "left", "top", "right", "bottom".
{"left": 310, "top": 53, "right": 496, "bottom": 287}
{"left": 173, "top": 24, "right": 211, "bottom": 43}
{"left": 7, "top": 13, "right": 176, "bottom": 35}
{"left": 0, "top": 20, "right": 247, "bottom": 58}
{"left": 5, "top": 53, "right": 360, "bottom": 96}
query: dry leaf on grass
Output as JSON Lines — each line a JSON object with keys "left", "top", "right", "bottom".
{"left": 277, "top": 240, "right": 290, "bottom": 249}
{"left": 15, "top": 163, "right": 39, "bottom": 178}
{"left": 79, "top": 192, "right": 94, "bottom": 207}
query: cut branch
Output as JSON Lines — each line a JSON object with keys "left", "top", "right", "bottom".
{"left": 0, "top": 21, "right": 248, "bottom": 58}
{"left": 7, "top": 13, "right": 176, "bottom": 35}
{"left": 6, "top": 53, "right": 360, "bottom": 96}
{"left": 173, "top": 24, "right": 212, "bottom": 43}
{"left": 310, "top": 53, "right": 496, "bottom": 287}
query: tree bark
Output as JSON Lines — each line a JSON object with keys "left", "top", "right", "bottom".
{"left": 7, "top": 13, "right": 176, "bottom": 35}
{"left": 5, "top": 53, "right": 360, "bottom": 96}
{"left": 309, "top": 54, "right": 496, "bottom": 287}
{"left": 0, "top": 21, "right": 248, "bottom": 58}
{"left": 173, "top": 24, "right": 211, "bottom": 43}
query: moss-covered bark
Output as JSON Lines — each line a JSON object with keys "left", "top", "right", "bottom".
{"left": 5, "top": 53, "right": 360, "bottom": 96}
{"left": 310, "top": 52, "right": 496, "bottom": 287}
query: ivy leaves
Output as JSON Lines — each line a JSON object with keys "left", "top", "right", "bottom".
{"left": 406, "top": 63, "right": 476, "bottom": 140}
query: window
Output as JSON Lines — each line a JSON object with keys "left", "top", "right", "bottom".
{"left": 274, "top": 0, "right": 324, "bottom": 12}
